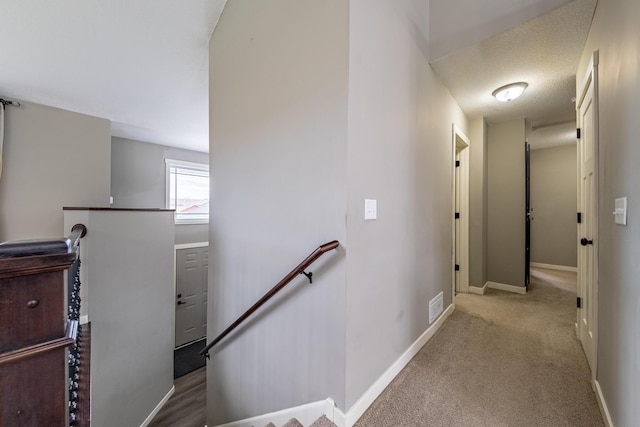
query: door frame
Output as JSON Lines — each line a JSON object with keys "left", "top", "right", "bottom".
{"left": 525, "top": 141, "right": 531, "bottom": 288}
{"left": 576, "top": 50, "right": 599, "bottom": 381}
{"left": 452, "top": 124, "right": 470, "bottom": 295}
{"left": 174, "top": 241, "right": 209, "bottom": 349}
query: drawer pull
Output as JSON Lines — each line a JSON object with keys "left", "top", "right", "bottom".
{"left": 26, "top": 299, "right": 39, "bottom": 309}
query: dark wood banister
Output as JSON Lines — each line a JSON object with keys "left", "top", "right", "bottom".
{"left": 200, "top": 240, "right": 340, "bottom": 358}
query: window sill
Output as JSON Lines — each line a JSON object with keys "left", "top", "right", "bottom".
{"left": 175, "top": 220, "right": 209, "bottom": 225}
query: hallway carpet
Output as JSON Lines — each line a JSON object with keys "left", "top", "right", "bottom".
{"left": 355, "top": 268, "right": 604, "bottom": 427}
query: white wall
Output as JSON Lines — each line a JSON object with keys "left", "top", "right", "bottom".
{"left": 530, "top": 144, "right": 577, "bottom": 267}
{"left": 487, "top": 119, "right": 526, "bottom": 287}
{"left": 577, "top": 0, "right": 640, "bottom": 424}
{"left": 0, "top": 101, "right": 110, "bottom": 241}
{"left": 345, "top": 0, "right": 468, "bottom": 409}
{"left": 208, "top": 1, "right": 349, "bottom": 424}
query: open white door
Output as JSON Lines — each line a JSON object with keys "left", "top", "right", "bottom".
{"left": 576, "top": 52, "right": 599, "bottom": 377}
{"left": 452, "top": 124, "right": 470, "bottom": 294}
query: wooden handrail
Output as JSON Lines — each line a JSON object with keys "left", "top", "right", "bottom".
{"left": 201, "top": 240, "right": 340, "bottom": 358}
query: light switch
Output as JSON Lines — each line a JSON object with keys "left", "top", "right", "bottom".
{"left": 364, "top": 199, "right": 377, "bottom": 220}
{"left": 613, "top": 197, "right": 627, "bottom": 225}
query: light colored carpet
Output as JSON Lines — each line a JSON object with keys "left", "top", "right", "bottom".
{"left": 355, "top": 268, "right": 604, "bottom": 427}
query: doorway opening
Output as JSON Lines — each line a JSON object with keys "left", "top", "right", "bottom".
{"left": 452, "top": 124, "right": 470, "bottom": 295}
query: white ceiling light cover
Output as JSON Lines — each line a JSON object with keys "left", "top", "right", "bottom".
{"left": 492, "top": 82, "right": 528, "bottom": 102}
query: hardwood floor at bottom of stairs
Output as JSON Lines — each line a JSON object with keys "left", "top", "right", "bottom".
{"left": 149, "top": 366, "right": 206, "bottom": 427}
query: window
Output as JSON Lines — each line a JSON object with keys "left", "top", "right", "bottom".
{"left": 165, "top": 159, "right": 209, "bottom": 224}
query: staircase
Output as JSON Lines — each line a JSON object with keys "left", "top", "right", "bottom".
{"left": 264, "top": 415, "right": 337, "bottom": 427}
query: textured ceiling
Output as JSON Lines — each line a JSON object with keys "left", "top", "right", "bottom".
{"left": 429, "top": 0, "right": 573, "bottom": 61}
{"left": 431, "top": 0, "right": 596, "bottom": 128}
{"left": 0, "top": 0, "right": 227, "bottom": 152}
{"left": 0, "top": 1, "right": 595, "bottom": 153}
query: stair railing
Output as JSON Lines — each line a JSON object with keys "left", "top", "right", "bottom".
{"left": 201, "top": 240, "right": 340, "bottom": 359}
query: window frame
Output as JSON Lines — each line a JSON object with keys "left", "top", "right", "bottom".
{"left": 165, "top": 158, "right": 210, "bottom": 225}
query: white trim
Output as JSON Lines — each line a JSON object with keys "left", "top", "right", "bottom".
{"left": 80, "top": 315, "right": 89, "bottom": 325}
{"left": 339, "top": 304, "right": 455, "bottom": 426}
{"left": 468, "top": 283, "right": 488, "bottom": 295}
{"left": 175, "top": 242, "right": 209, "bottom": 250}
{"left": 594, "top": 380, "right": 614, "bottom": 427}
{"left": 452, "top": 124, "right": 471, "bottom": 295}
{"left": 140, "top": 386, "right": 175, "bottom": 427}
{"left": 576, "top": 50, "right": 600, "bottom": 381}
{"left": 213, "top": 398, "right": 335, "bottom": 427}
{"left": 164, "top": 158, "right": 210, "bottom": 169}
{"left": 486, "top": 281, "right": 527, "bottom": 295}
{"left": 530, "top": 262, "right": 577, "bottom": 273}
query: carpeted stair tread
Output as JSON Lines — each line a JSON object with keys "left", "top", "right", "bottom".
{"left": 264, "top": 423, "right": 276, "bottom": 427}
{"left": 281, "top": 418, "right": 303, "bottom": 427}
{"left": 309, "top": 415, "right": 337, "bottom": 427}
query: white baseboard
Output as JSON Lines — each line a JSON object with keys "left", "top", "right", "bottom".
{"left": 334, "top": 303, "right": 455, "bottom": 427}
{"left": 594, "top": 379, "right": 614, "bottom": 427}
{"left": 530, "top": 262, "right": 577, "bottom": 273}
{"left": 140, "top": 386, "right": 175, "bottom": 427}
{"left": 174, "top": 241, "right": 209, "bottom": 250}
{"left": 214, "top": 398, "right": 335, "bottom": 427}
{"left": 469, "top": 283, "right": 487, "bottom": 295}
{"left": 486, "top": 281, "right": 527, "bottom": 295}
{"left": 213, "top": 304, "right": 455, "bottom": 427}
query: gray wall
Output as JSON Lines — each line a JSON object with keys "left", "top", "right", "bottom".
{"left": 111, "top": 137, "right": 209, "bottom": 244}
{"left": 578, "top": 0, "right": 640, "bottom": 424}
{"left": 72, "top": 210, "right": 175, "bottom": 427}
{"left": 469, "top": 117, "right": 488, "bottom": 287}
{"left": 487, "top": 119, "right": 526, "bottom": 287}
{"left": 530, "top": 144, "right": 577, "bottom": 267}
{"left": 0, "top": 101, "right": 110, "bottom": 241}
{"left": 208, "top": 0, "right": 468, "bottom": 421}
{"left": 345, "top": 0, "right": 468, "bottom": 408}
{"left": 208, "top": 0, "right": 349, "bottom": 424}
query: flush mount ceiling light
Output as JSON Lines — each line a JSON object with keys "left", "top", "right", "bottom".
{"left": 492, "top": 82, "right": 528, "bottom": 102}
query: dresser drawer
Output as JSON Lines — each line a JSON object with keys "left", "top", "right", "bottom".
{"left": 0, "top": 271, "right": 65, "bottom": 353}
{"left": 0, "top": 346, "right": 68, "bottom": 426}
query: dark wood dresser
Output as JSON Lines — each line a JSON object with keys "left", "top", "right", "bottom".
{"left": 0, "top": 227, "right": 86, "bottom": 426}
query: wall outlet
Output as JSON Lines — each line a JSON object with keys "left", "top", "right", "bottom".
{"left": 429, "top": 291, "right": 444, "bottom": 325}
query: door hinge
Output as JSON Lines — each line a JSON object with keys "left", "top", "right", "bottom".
{"left": 577, "top": 297, "right": 582, "bottom": 309}
{"left": 455, "top": 160, "right": 460, "bottom": 168}
{"left": 455, "top": 212, "right": 460, "bottom": 219}
{"left": 455, "top": 264, "right": 460, "bottom": 271}
{"left": 577, "top": 128, "right": 581, "bottom": 139}
{"left": 577, "top": 212, "right": 582, "bottom": 224}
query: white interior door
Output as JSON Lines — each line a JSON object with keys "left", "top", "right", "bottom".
{"left": 577, "top": 53, "right": 598, "bottom": 374}
{"left": 452, "top": 125, "right": 470, "bottom": 294}
{"left": 175, "top": 245, "right": 208, "bottom": 348}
